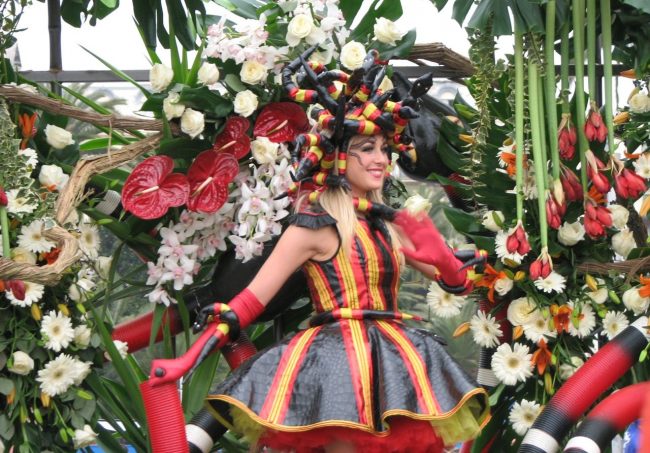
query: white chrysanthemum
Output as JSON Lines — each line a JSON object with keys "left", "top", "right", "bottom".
{"left": 491, "top": 342, "right": 533, "bottom": 386}
{"left": 78, "top": 223, "right": 100, "bottom": 258}
{"left": 602, "top": 311, "right": 629, "bottom": 340}
{"left": 426, "top": 281, "right": 465, "bottom": 318}
{"left": 494, "top": 229, "right": 527, "bottom": 264}
{"left": 522, "top": 311, "right": 556, "bottom": 343}
{"left": 40, "top": 310, "right": 75, "bottom": 352}
{"left": 18, "top": 147, "right": 39, "bottom": 169}
{"left": 559, "top": 356, "right": 584, "bottom": 380}
{"left": 509, "top": 399, "right": 542, "bottom": 436}
{"left": 105, "top": 340, "right": 129, "bottom": 362}
{"left": 6, "top": 281, "right": 44, "bottom": 307}
{"left": 36, "top": 354, "right": 77, "bottom": 396}
{"left": 507, "top": 297, "right": 538, "bottom": 326}
{"left": 6, "top": 189, "right": 37, "bottom": 215}
{"left": 622, "top": 287, "right": 650, "bottom": 315}
{"left": 470, "top": 311, "right": 503, "bottom": 348}
{"left": 18, "top": 220, "right": 56, "bottom": 253}
{"left": 533, "top": 271, "right": 566, "bottom": 293}
{"left": 567, "top": 302, "right": 596, "bottom": 338}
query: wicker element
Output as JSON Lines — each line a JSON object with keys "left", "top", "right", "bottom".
{"left": 407, "top": 43, "right": 475, "bottom": 78}
{"left": 0, "top": 84, "right": 165, "bottom": 285}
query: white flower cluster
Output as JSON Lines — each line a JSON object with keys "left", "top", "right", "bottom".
{"left": 146, "top": 148, "right": 293, "bottom": 304}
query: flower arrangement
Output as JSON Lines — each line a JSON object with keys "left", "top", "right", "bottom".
{"left": 425, "top": 0, "right": 650, "bottom": 449}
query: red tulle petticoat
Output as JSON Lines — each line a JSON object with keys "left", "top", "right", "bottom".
{"left": 258, "top": 416, "right": 445, "bottom": 453}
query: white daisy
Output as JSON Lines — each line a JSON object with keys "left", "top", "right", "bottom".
{"left": 522, "top": 311, "right": 556, "bottom": 343}
{"left": 426, "top": 281, "right": 465, "bottom": 318}
{"left": 6, "top": 189, "right": 37, "bottom": 215}
{"left": 533, "top": 271, "right": 566, "bottom": 293}
{"left": 6, "top": 281, "right": 44, "bottom": 307}
{"left": 567, "top": 302, "right": 596, "bottom": 338}
{"left": 491, "top": 342, "right": 533, "bottom": 386}
{"left": 105, "top": 340, "right": 129, "bottom": 361}
{"left": 470, "top": 311, "right": 503, "bottom": 348}
{"left": 602, "top": 311, "right": 629, "bottom": 340}
{"left": 509, "top": 399, "right": 542, "bottom": 436}
{"left": 18, "top": 220, "right": 56, "bottom": 253}
{"left": 78, "top": 223, "right": 100, "bottom": 258}
{"left": 40, "top": 310, "right": 75, "bottom": 352}
{"left": 36, "top": 353, "right": 77, "bottom": 396}
{"left": 18, "top": 147, "right": 39, "bottom": 169}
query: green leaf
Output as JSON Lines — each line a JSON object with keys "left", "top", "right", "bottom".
{"left": 81, "top": 46, "right": 150, "bottom": 97}
{"left": 0, "top": 377, "right": 14, "bottom": 395}
{"left": 436, "top": 136, "right": 466, "bottom": 173}
{"left": 158, "top": 137, "right": 211, "bottom": 160}
{"left": 340, "top": 0, "right": 364, "bottom": 26}
{"left": 99, "top": 0, "right": 117, "bottom": 8}
{"left": 178, "top": 86, "right": 233, "bottom": 117}
{"left": 224, "top": 73, "right": 247, "bottom": 93}
{"left": 0, "top": 414, "right": 15, "bottom": 441}
{"left": 213, "top": 0, "right": 260, "bottom": 19}
{"left": 623, "top": 0, "right": 650, "bottom": 14}
{"left": 350, "top": 0, "right": 403, "bottom": 41}
{"left": 375, "top": 29, "right": 417, "bottom": 60}
{"left": 442, "top": 206, "right": 482, "bottom": 234}
{"left": 451, "top": 0, "right": 474, "bottom": 25}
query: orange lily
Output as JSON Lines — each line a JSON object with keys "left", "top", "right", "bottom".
{"left": 42, "top": 248, "right": 60, "bottom": 265}
{"left": 587, "top": 186, "right": 606, "bottom": 205}
{"left": 639, "top": 276, "right": 650, "bottom": 298}
{"left": 531, "top": 338, "right": 553, "bottom": 375}
{"left": 475, "top": 263, "right": 508, "bottom": 303}
{"left": 551, "top": 304, "right": 573, "bottom": 334}
{"left": 18, "top": 113, "right": 38, "bottom": 149}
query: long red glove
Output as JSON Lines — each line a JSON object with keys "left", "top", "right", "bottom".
{"left": 393, "top": 210, "right": 468, "bottom": 288}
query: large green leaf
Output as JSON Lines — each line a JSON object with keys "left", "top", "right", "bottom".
{"left": 451, "top": 0, "right": 474, "bottom": 26}
{"left": 133, "top": 0, "right": 158, "bottom": 50}
{"left": 81, "top": 46, "right": 150, "bottom": 97}
{"left": 442, "top": 205, "right": 483, "bottom": 235}
{"left": 350, "top": 0, "right": 403, "bottom": 42}
{"left": 436, "top": 135, "right": 467, "bottom": 174}
{"left": 213, "top": 0, "right": 262, "bottom": 19}
{"left": 340, "top": 0, "right": 364, "bottom": 27}
{"left": 178, "top": 86, "right": 234, "bottom": 117}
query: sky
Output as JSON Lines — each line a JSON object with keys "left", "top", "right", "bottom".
{"left": 15, "top": 0, "right": 472, "bottom": 72}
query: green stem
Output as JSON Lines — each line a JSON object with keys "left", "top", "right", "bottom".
{"left": 538, "top": 72, "right": 549, "bottom": 186}
{"left": 572, "top": 0, "right": 589, "bottom": 194}
{"left": 529, "top": 61, "right": 549, "bottom": 249}
{"left": 546, "top": 0, "right": 561, "bottom": 181}
{"left": 560, "top": 22, "right": 571, "bottom": 113}
{"left": 601, "top": 0, "right": 616, "bottom": 153}
{"left": 587, "top": 0, "right": 597, "bottom": 101}
{"left": 0, "top": 206, "right": 9, "bottom": 257}
{"left": 515, "top": 31, "right": 526, "bottom": 223}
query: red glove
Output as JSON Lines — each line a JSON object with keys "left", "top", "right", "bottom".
{"left": 393, "top": 210, "right": 468, "bottom": 287}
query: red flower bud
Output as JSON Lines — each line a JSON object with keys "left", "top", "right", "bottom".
{"left": 0, "top": 186, "right": 7, "bottom": 207}
{"left": 7, "top": 280, "right": 26, "bottom": 301}
{"left": 585, "top": 105, "right": 607, "bottom": 143}
{"left": 584, "top": 201, "right": 611, "bottom": 239}
{"left": 615, "top": 168, "right": 647, "bottom": 201}
{"left": 530, "top": 257, "right": 552, "bottom": 281}
{"left": 586, "top": 152, "right": 611, "bottom": 194}
{"left": 545, "top": 195, "right": 564, "bottom": 230}
{"left": 505, "top": 224, "right": 531, "bottom": 256}
{"left": 560, "top": 167, "right": 583, "bottom": 202}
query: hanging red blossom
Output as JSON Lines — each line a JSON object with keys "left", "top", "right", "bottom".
{"left": 584, "top": 103, "right": 607, "bottom": 143}
{"left": 530, "top": 253, "right": 552, "bottom": 281}
{"left": 584, "top": 200, "right": 612, "bottom": 239}
{"left": 614, "top": 168, "right": 647, "bottom": 200}
{"left": 122, "top": 156, "right": 189, "bottom": 220}
{"left": 213, "top": 117, "right": 251, "bottom": 159}
{"left": 585, "top": 150, "right": 611, "bottom": 194}
{"left": 253, "top": 102, "right": 310, "bottom": 143}
{"left": 0, "top": 186, "right": 7, "bottom": 207}
{"left": 187, "top": 151, "right": 239, "bottom": 213}
{"left": 506, "top": 223, "right": 531, "bottom": 255}
{"left": 558, "top": 114, "right": 577, "bottom": 160}
{"left": 560, "top": 166, "right": 583, "bottom": 202}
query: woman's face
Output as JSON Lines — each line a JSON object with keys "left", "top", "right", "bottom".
{"left": 345, "top": 134, "right": 390, "bottom": 198}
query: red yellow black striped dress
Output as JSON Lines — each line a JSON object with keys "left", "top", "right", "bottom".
{"left": 206, "top": 215, "right": 489, "bottom": 452}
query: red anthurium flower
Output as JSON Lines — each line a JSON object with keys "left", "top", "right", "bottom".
{"left": 7, "top": 280, "right": 26, "bottom": 301}
{"left": 558, "top": 113, "right": 577, "bottom": 160}
{"left": 560, "top": 166, "right": 583, "bottom": 202}
{"left": 614, "top": 168, "right": 647, "bottom": 201}
{"left": 584, "top": 103, "right": 608, "bottom": 143}
{"left": 585, "top": 150, "right": 611, "bottom": 194}
{"left": 213, "top": 117, "right": 251, "bottom": 159}
{"left": 584, "top": 199, "right": 612, "bottom": 239}
{"left": 187, "top": 151, "right": 239, "bottom": 213}
{"left": 122, "top": 156, "right": 189, "bottom": 220}
{"left": 253, "top": 102, "right": 309, "bottom": 143}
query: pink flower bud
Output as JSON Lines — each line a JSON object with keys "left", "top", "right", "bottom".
{"left": 0, "top": 186, "right": 7, "bottom": 207}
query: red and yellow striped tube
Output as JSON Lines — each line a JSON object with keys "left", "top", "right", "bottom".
{"left": 361, "top": 102, "right": 383, "bottom": 122}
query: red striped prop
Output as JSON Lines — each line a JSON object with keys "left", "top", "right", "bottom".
{"left": 519, "top": 316, "right": 650, "bottom": 453}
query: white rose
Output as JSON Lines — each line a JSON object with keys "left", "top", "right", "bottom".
{"left": 494, "top": 276, "right": 513, "bottom": 296}
{"left": 482, "top": 210, "right": 504, "bottom": 232}
{"left": 233, "top": 90, "right": 259, "bottom": 117}
{"left": 17, "top": 83, "right": 39, "bottom": 94}
{"left": 180, "top": 108, "right": 205, "bottom": 139}
{"left": 623, "top": 287, "right": 650, "bottom": 315}
{"left": 74, "top": 325, "right": 92, "bottom": 349}
{"left": 373, "top": 17, "right": 404, "bottom": 45}
{"left": 39, "top": 164, "right": 69, "bottom": 191}
{"left": 45, "top": 124, "right": 74, "bottom": 149}
{"left": 197, "top": 62, "right": 220, "bottom": 85}
{"left": 507, "top": 297, "right": 537, "bottom": 326}
{"left": 163, "top": 92, "right": 185, "bottom": 119}
{"left": 559, "top": 356, "right": 584, "bottom": 380}
{"left": 612, "top": 229, "right": 636, "bottom": 258}
{"left": 251, "top": 137, "right": 279, "bottom": 164}
{"left": 149, "top": 63, "right": 174, "bottom": 92}
{"left": 8, "top": 351, "right": 34, "bottom": 375}
{"left": 629, "top": 93, "right": 650, "bottom": 114}
{"left": 378, "top": 76, "right": 394, "bottom": 93}
{"left": 609, "top": 204, "right": 629, "bottom": 230}
{"left": 403, "top": 194, "right": 432, "bottom": 215}
{"left": 557, "top": 220, "right": 585, "bottom": 246}
{"left": 340, "top": 41, "right": 367, "bottom": 70}
{"left": 73, "top": 425, "right": 98, "bottom": 449}
{"left": 11, "top": 247, "right": 37, "bottom": 264}
{"left": 286, "top": 14, "right": 313, "bottom": 46}
{"left": 96, "top": 256, "right": 113, "bottom": 280}
{"left": 240, "top": 60, "right": 268, "bottom": 85}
